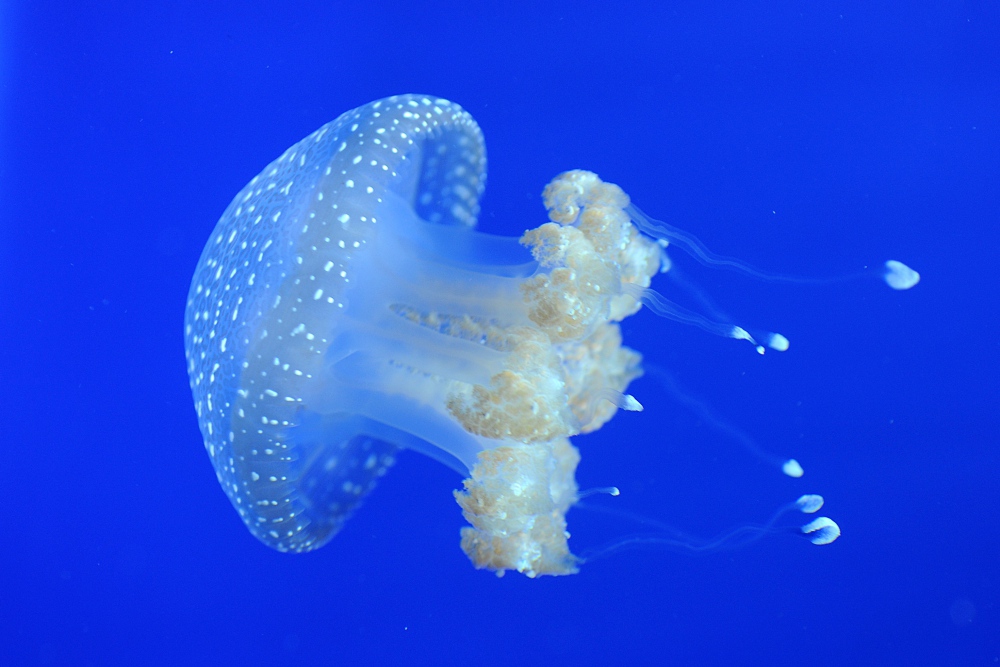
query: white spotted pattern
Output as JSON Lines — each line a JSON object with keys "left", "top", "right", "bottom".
{"left": 184, "top": 95, "right": 486, "bottom": 552}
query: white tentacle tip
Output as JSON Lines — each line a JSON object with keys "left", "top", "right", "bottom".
{"left": 801, "top": 516, "right": 841, "bottom": 545}
{"left": 884, "top": 260, "right": 920, "bottom": 290}
{"left": 795, "top": 494, "right": 824, "bottom": 513}
{"left": 782, "top": 459, "right": 805, "bottom": 478}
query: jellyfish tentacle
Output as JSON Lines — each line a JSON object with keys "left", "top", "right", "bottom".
{"left": 628, "top": 204, "right": 785, "bottom": 278}
{"left": 577, "top": 486, "right": 621, "bottom": 500}
{"left": 643, "top": 364, "right": 802, "bottom": 477}
{"left": 599, "top": 388, "right": 643, "bottom": 412}
{"left": 628, "top": 284, "right": 789, "bottom": 354}
{"left": 577, "top": 491, "right": 839, "bottom": 562}
{"left": 628, "top": 204, "right": 919, "bottom": 292}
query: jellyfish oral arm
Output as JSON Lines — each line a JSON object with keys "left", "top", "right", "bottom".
{"left": 456, "top": 438, "right": 582, "bottom": 578}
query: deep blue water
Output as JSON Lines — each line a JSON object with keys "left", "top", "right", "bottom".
{"left": 2, "top": 2, "right": 998, "bottom": 665}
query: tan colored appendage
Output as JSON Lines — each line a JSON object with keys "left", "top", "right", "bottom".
{"left": 521, "top": 170, "right": 659, "bottom": 431}
{"left": 536, "top": 169, "right": 661, "bottom": 322}
{"left": 450, "top": 171, "right": 658, "bottom": 576}
{"left": 562, "top": 321, "right": 642, "bottom": 433}
{"left": 520, "top": 223, "right": 617, "bottom": 342}
{"left": 455, "top": 438, "right": 581, "bottom": 577}
{"left": 445, "top": 326, "right": 576, "bottom": 443}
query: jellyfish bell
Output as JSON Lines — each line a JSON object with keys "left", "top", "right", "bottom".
{"left": 185, "top": 95, "right": 650, "bottom": 577}
{"left": 185, "top": 94, "right": 912, "bottom": 578}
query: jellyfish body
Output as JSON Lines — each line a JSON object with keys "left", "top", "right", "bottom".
{"left": 185, "top": 95, "right": 661, "bottom": 576}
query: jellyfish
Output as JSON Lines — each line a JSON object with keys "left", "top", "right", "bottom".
{"left": 185, "top": 94, "right": 906, "bottom": 578}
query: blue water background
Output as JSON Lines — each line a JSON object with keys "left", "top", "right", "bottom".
{"left": 2, "top": 2, "right": 997, "bottom": 664}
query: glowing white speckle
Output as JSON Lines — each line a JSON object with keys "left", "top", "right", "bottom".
{"left": 184, "top": 95, "right": 485, "bottom": 555}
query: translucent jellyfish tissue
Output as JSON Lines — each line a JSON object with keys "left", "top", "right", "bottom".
{"left": 184, "top": 94, "right": 918, "bottom": 577}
